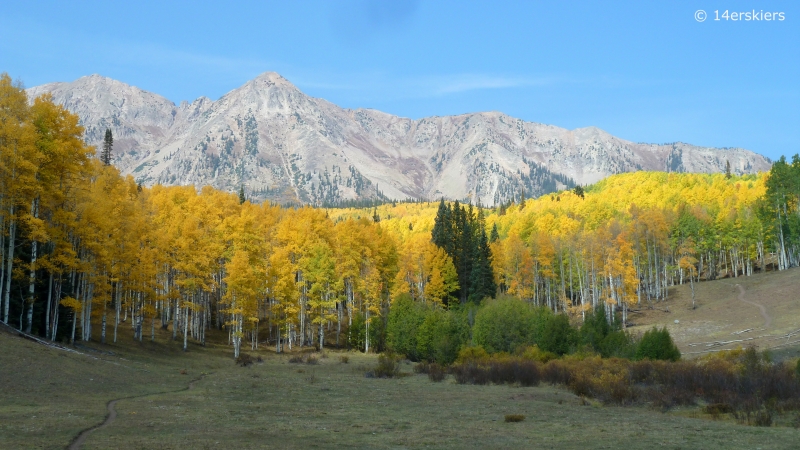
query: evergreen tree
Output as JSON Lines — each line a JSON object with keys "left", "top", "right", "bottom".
{"left": 101, "top": 128, "right": 113, "bottom": 166}
{"left": 238, "top": 185, "right": 246, "bottom": 204}
{"left": 469, "top": 227, "right": 496, "bottom": 302}
{"left": 573, "top": 185, "right": 585, "bottom": 199}
{"left": 432, "top": 200, "right": 497, "bottom": 304}
{"left": 489, "top": 223, "right": 499, "bottom": 243}
{"left": 431, "top": 199, "right": 452, "bottom": 253}
{"left": 725, "top": 160, "right": 732, "bottom": 179}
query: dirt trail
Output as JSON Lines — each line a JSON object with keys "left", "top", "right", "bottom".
{"left": 67, "top": 374, "right": 208, "bottom": 450}
{"left": 735, "top": 283, "right": 771, "bottom": 329}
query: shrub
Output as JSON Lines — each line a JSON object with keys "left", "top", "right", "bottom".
{"left": 236, "top": 353, "right": 254, "bottom": 367}
{"left": 348, "top": 311, "right": 387, "bottom": 353}
{"left": 451, "top": 362, "right": 489, "bottom": 385}
{"left": 413, "top": 362, "right": 431, "bottom": 374}
{"left": 473, "top": 297, "right": 551, "bottom": 354}
{"left": 704, "top": 403, "right": 734, "bottom": 418}
{"left": 635, "top": 327, "right": 680, "bottom": 361}
{"left": 504, "top": 414, "right": 525, "bottom": 422}
{"left": 450, "top": 356, "right": 541, "bottom": 387}
{"left": 539, "top": 314, "right": 578, "bottom": 356}
{"left": 752, "top": 410, "right": 773, "bottom": 427}
{"left": 416, "top": 308, "right": 469, "bottom": 365}
{"left": 366, "top": 353, "right": 401, "bottom": 378}
{"left": 288, "top": 354, "right": 318, "bottom": 365}
{"left": 386, "top": 294, "right": 427, "bottom": 360}
{"left": 600, "top": 330, "right": 637, "bottom": 359}
{"left": 456, "top": 346, "right": 490, "bottom": 363}
{"left": 580, "top": 304, "right": 613, "bottom": 352}
{"left": 518, "top": 345, "right": 557, "bottom": 363}
{"left": 339, "top": 355, "right": 349, "bottom": 364}
{"left": 428, "top": 363, "right": 446, "bottom": 382}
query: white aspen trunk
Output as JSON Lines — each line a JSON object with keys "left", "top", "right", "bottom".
{"left": 0, "top": 223, "right": 5, "bottom": 325}
{"left": 114, "top": 282, "right": 121, "bottom": 343}
{"left": 70, "top": 308, "right": 76, "bottom": 345}
{"left": 276, "top": 321, "right": 282, "bottom": 353}
{"left": 365, "top": 306, "right": 370, "bottom": 353}
{"left": 568, "top": 251, "right": 574, "bottom": 306}
{"left": 559, "top": 250, "right": 566, "bottom": 309}
{"left": 45, "top": 271, "right": 53, "bottom": 338}
{"left": 49, "top": 277, "right": 59, "bottom": 341}
{"left": 608, "top": 272, "right": 616, "bottom": 323}
{"left": 172, "top": 297, "right": 179, "bottom": 341}
{"left": 347, "top": 281, "right": 353, "bottom": 328}
{"left": 336, "top": 299, "right": 342, "bottom": 347}
{"left": 4, "top": 208, "right": 15, "bottom": 324}
{"left": 25, "top": 198, "right": 39, "bottom": 334}
{"left": 183, "top": 304, "right": 189, "bottom": 351}
{"left": 101, "top": 286, "right": 107, "bottom": 344}
{"left": 79, "top": 274, "right": 86, "bottom": 340}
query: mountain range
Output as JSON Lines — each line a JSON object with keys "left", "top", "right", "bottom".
{"left": 27, "top": 72, "right": 773, "bottom": 206}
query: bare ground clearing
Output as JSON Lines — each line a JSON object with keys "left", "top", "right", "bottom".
{"left": 628, "top": 267, "right": 800, "bottom": 359}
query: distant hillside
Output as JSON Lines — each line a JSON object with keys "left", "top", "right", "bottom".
{"left": 28, "top": 73, "right": 772, "bottom": 205}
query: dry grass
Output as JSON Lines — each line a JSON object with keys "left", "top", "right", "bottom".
{"left": 628, "top": 267, "right": 800, "bottom": 359}
{"left": 3, "top": 327, "right": 800, "bottom": 449}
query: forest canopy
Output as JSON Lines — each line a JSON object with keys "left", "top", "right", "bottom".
{"left": 2, "top": 73, "right": 799, "bottom": 359}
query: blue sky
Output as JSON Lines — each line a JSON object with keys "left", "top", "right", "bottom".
{"left": 2, "top": 0, "right": 797, "bottom": 160}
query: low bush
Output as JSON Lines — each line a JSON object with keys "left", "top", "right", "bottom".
{"left": 450, "top": 355, "right": 541, "bottom": 387}
{"left": 288, "top": 354, "right": 318, "bottom": 365}
{"left": 413, "top": 362, "right": 431, "bottom": 374}
{"left": 428, "top": 363, "right": 446, "bottom": 382}
{"left": 635, "top": 327, "right": 680, "bottom": 361}
{"left": 504, "top": 414, "right": 525, "bottom": 422}
{"left": 472, "top": 297, "right": 551, "bottom": 354}
{"left": 539, "top": 314, "right": 577, "bottom": 356}
{"left": 236, "top": 353, "right": 254, "bottom": 367}
{"left": 366, "top": 353, "right": 401, "bottom": 378}
{"left": 518, "top": 345, "right": 557, "bottom": 363}
{"left": 455, "top": 346, "right": 490, "bottom": 364}
{"left": 451, "top": 346, "right": 800, "bottom": 416}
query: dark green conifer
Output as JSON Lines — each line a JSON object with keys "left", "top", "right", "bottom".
{"left": 489, "top": 223, "right": 499, "bottom": 243}
{"left": 101, "top": 128, "right": 113, "bottom": 166}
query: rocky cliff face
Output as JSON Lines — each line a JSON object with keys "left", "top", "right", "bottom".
{"left": 28, "top": 73, "right": 773, "bottom": 206}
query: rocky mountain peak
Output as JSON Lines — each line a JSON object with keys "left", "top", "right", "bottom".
{"left": 28, "top": 73, "right": 773, "bottom": 206}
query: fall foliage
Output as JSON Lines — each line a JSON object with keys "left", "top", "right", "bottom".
{"left": 2, "top": 72, "right": 799, "bottom": 359}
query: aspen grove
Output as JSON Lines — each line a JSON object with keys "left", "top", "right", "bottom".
{"left": 2, "top": 73, "right": 799, "bottom": 358}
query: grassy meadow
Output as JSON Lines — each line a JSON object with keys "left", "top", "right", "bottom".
{"left": 3, "top": 323, "right": 800, "bottom": 449}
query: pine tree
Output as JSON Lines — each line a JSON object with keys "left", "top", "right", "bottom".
{"left": 469, "top": 227, "right": 496, "bottom": 303}
{"left": 238, "top": 185, "right": 246, "bottom": 204}
{"left": 725, "top": 160, "right": 732, "bottom": 179}
{"left": 101, "top": 128, "right": 113, "bottom": 165}
{"left": 489, "top": 223, "right": 499, "bottom": 243}
{"left": 431, "top": 199, "right": 451, "bottom": 252}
